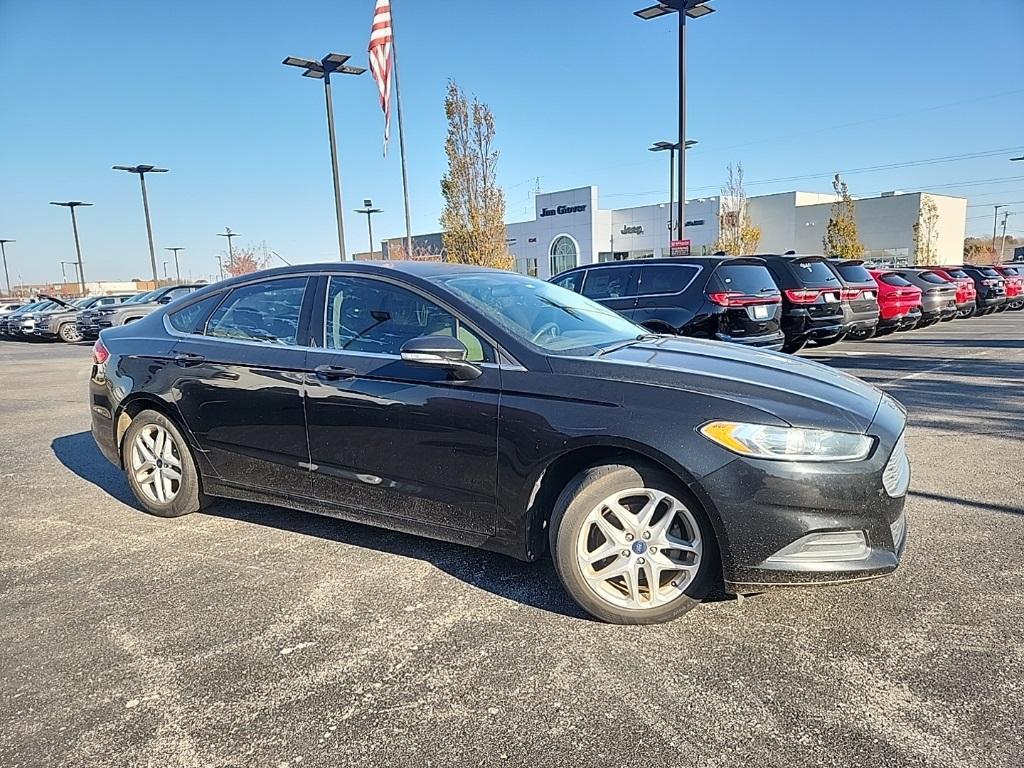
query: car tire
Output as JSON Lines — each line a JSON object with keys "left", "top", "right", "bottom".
{"left": 57, "top": 322, "right": 82, "bottom": 343}
{"left": 781, "top": 337, "right": 806, "bottom": 354}
{"left": 122, "top": 409, "right": 205, "bottom": 518}
{"left": 549, "top": 462, "right": 717, "bottom": 625}
{"left": 846, "top": 328, "right": 876, "bottom": 341}
{"left": 808, "top": 332, "right": 847, "bottom": 348}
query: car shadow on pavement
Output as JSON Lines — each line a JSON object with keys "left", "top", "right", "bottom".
{"left": 909, "top": 490, "right": 1023, "bottom": 516}
{"left": 52, "top": 430, "right": 630, "bottom": 620}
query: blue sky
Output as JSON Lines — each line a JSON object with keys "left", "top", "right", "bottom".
{"left": 1, "top": 0, "right": 1022, "bottom": 285}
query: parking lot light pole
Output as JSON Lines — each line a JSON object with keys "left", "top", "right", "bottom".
{"left": 283, "top": 53, "right": 366, "bottom": 262}
{"left": 50, "top": 201, "right": 91, "bottom": 295}
{"left": 354, "top": 199, "right": 383, "bottom": 257}
{"left": 165, "top": 247, "right": 184, "bottom": 282}
{"left": 217, "top": 228, "right": 238, "bottom": 280}
{"left": 992, "top": 204, "right": 1006, "bottom": 256}
{"left": 59, "top": 260, "right": 77, "bottom": 285}
{"left": 649, "top": 140, "right": 698, "bottom": 239}
{"left": 0, "top": 239, "right": 14, "bottom": 295}
{"left": 635, "top": 1, "right": 715, "bottom": 245}
{"left": 113, "top": 165, "right": 168, "bottom": 283}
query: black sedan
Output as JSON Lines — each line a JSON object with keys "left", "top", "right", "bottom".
{"left": 89, "top": 262, "right": 910, "bottom": 624}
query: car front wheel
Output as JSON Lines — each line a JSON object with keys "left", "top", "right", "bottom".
{"left": 550, "top": 463, "right": 716, "bottom": 624}
{"left": 123, "top": 410, "right": 204, "bottom": 518}
{"left": 58, "top": 322, "right": 82, "bottom": 343}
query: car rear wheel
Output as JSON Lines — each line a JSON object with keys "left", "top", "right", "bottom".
{"left": 807, "top": 333, "right": 847, "bottom": 348}
{"left": 123, "top": 410, "right": 204, "bottom": 518}
{"left": 781, "top": 337, "right": 806, "bottom": 354}
{"left": 57, "top": 322, "right": 82, "bottom": 343}
{"left": 550, "top": 462, "right": 715, "bottom": 624}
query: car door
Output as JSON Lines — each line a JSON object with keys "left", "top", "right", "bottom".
{"left": 304, "top": 273, "right": 500, "bottom": 534}
{"left": 167, "top": 276, "right": 315, "bottom": 496}
{"left": 579, "top": 266, "right": 639, "bottom": 319}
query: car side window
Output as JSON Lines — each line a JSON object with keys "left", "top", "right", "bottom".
{"left": 637, "top": 265, "right": 697, "bottom": 295}
{"left": 582, "top": 268, "right": 632, "bottom": 300}
{"left": 552, "top": 272, "right": 583, "bottom": 293}
{"left": 168, "top": 294, "right": 222, "bottom": 334}
{"left": 205, "top": 277, "right": 308, "bottom": 345}
{"left": 324, "top": 276, "right": 491, "bottom": 363}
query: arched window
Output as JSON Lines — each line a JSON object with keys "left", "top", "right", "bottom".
{"left": 549, "top": 235, "right": 578, "bottom": 276}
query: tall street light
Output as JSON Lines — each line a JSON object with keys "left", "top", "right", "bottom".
{"left": 354, "top": 199, "right": 383, "bottom": 257}
{"left": 60, "top": 260, "right": 78, "bottom": 284}
{"left": 113, "top": 165, "right": 168, "bottom": 283}
{"left": 999, "top": 211, "right": 1013, "bottom": 262}
{"left": 217, "top": 228, "right": 238, "bottom": 281}
{"left": 992, "top": 204, "right": 1007, "bottom": 255}
{"left": 635, "top": 1, "right": 716, "bottom": 246}
{"left": 50, "top": 201, "right": 92, "bottom": 295}
{"left": 282, "top": 53, "right": 366, "bottom": 261}
{"left": 649, "top": 139, "right": 698, "bottom": 239}
{"left": 165, "top": 247, "right": 184, "bottom": 282}
{"left": 0, "top": 239, "right": 14, "bottom": 296}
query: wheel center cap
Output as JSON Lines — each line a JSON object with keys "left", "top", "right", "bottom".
{"left": 631, "top": 540, "right": 647, "bottom": 555}
{"left": 156, "top": 460, "right": 163, "bottom": 468}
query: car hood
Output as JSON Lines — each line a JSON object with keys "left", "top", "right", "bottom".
{"left": 588, "top": 337, "right": 884, "bottom": 433}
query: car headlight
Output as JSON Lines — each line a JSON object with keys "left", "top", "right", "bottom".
{"left": 699, "top": 421, "right": 873, "bottom": 462}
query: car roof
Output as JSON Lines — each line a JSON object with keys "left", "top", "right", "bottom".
{"left": 558, "top": 256, "right": 767, "bottom": 272}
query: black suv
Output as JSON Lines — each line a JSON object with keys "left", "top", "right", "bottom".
{"left": 756, "top": 255, "right": 846, "bottom": 353}
{"left": 959, "top": 265, "right": 1008, "bottom": 314}
{"left": 550, "top": 257, "right": 784, "bottom": 350}
{"left": 827, "top": 259, "right": 881, "bottom": 342}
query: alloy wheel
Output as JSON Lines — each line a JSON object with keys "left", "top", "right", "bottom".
{"left": 575, "top": 487, "right": 702, "bottom": 610}
{"left": 130, "top": 424, "right": 183, "bottom": 504}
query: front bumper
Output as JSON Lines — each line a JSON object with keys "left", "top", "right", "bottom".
{"left": 692, "top": 399, "right": 909, "bottom": 591}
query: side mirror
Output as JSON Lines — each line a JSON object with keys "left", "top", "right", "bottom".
{"left": 400, "top": 335, "right": 481, "bottom": 380}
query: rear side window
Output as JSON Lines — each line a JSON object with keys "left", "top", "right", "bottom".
{"left": 168, "top": 294, "right": 222, "bottom": 334}
{"left": 637, "top": 265, "right": 697, "bottom": 295}
{"left": 917, "top": 271, "right": 949, "bottom": 285}
{"left": 789, "top": 259, "right": 841, "bottom": 286}
{"left": 709, "top": 264, "right": 778, "bottom": 296}
{"left": 206, "top": 277, "right": 308, "bottom": 345}
{"left": 551, "top": 272, "right": 583, "bottom": 293}
{"left": 583, "top": 268, "right": 634, "bottom": 299}
{"left": 833, "top": 262, "right": 874, "bottom": 283}
{"left": 881, "top": 274, "right": 913, "bottom": 287}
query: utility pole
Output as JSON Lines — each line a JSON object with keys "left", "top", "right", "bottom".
{"left": 0, "top": 239, "right": 14, "bottom": 296}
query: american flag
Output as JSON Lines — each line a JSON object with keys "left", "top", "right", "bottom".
{"left": 368, "top": 0, "right": 394, "bottom": 153}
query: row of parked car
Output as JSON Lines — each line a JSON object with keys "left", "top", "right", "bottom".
{"left": 0, "top": 283, "right": 204, "bottom": 342}
{"left": 550, "top": 255, "right": 1023, "bottom": 353}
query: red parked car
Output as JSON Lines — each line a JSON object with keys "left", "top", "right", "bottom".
{"left": 932, "top": 266, "right": 978, "bottom": 318}
{"left": 869, "top": 269, "right": 923, "bottom": 336}
{"left": 991, "top": 265, "right": 1023, "bottom": 310}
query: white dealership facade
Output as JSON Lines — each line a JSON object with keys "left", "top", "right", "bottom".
{"left": 382, "top": 185, "right": 967, "bottom": 278}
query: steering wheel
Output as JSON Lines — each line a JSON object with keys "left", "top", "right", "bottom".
{"left": 531, "top": 322, "right": 560, "bottom": 345}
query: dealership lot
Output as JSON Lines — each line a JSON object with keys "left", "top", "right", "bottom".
{"left": 1, "top": 314, "right": 1021, "bottom": 767}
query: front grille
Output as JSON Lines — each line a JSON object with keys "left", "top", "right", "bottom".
{"left": 882, "top": 433, "right": 910, "bottom": 497}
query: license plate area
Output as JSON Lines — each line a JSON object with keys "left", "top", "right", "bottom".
{"left": 751, "top": 304, "right": 770, "bottom": 320}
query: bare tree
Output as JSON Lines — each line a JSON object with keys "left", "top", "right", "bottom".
{"left": 440, "top": 80, "right": 512, "bottom": 270}
{"left": 712, "top": 163, "right": 761, "bottom": 255}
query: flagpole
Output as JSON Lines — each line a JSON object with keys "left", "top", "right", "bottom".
{"left": 390, "top": 0, "right": 414, "bottom": 259}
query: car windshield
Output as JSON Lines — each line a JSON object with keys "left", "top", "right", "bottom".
{"left": 435, "top": 272, "right": 647, "bottom": 355}
{"left": 833, "top": 262, "right": 874, "bottom": 283}
{"left": 124, "top": 290, "right": 157, "bottom": 304}
{"left": 709, "top": 263, "right": 779, "bottom": 296}
{"left": 880, "top": 274, "right": 913, "bottom": 287}
{"left": 789, "top": 259, "right": 841, "bottom": 286}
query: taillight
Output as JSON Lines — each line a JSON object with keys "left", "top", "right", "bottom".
{"left": 784, "top": 288, "right": 821, "bottom": 303}
{"left": 708, "top": 291, "right": 781, "bottom": 307}
{"left": 841, "top": 288, "right": 861, "bottom": 300}
{"left": 93, "top": 339, "right": 110, "bottom": 365}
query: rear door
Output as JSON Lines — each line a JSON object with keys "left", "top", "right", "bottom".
{"left": 630, "top": 263, "right": 700, "bottom": 329}
{"left": 168, "top": 276, "right": 315, "bottom": 496}
{"left": 580, "top": 266, "right": 639, "bottom": 317}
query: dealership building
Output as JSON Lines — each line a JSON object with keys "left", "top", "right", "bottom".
{"left": 381, "top": 185, "right": 967, "bottom": 279}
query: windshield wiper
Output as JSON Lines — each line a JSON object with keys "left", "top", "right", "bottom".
{"left": 595, "top": 333, "right": 658, "bottom": 357}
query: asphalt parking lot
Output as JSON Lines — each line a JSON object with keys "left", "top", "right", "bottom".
{"left": 1, "top": 313, "right": 1022, "bottom": 768}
